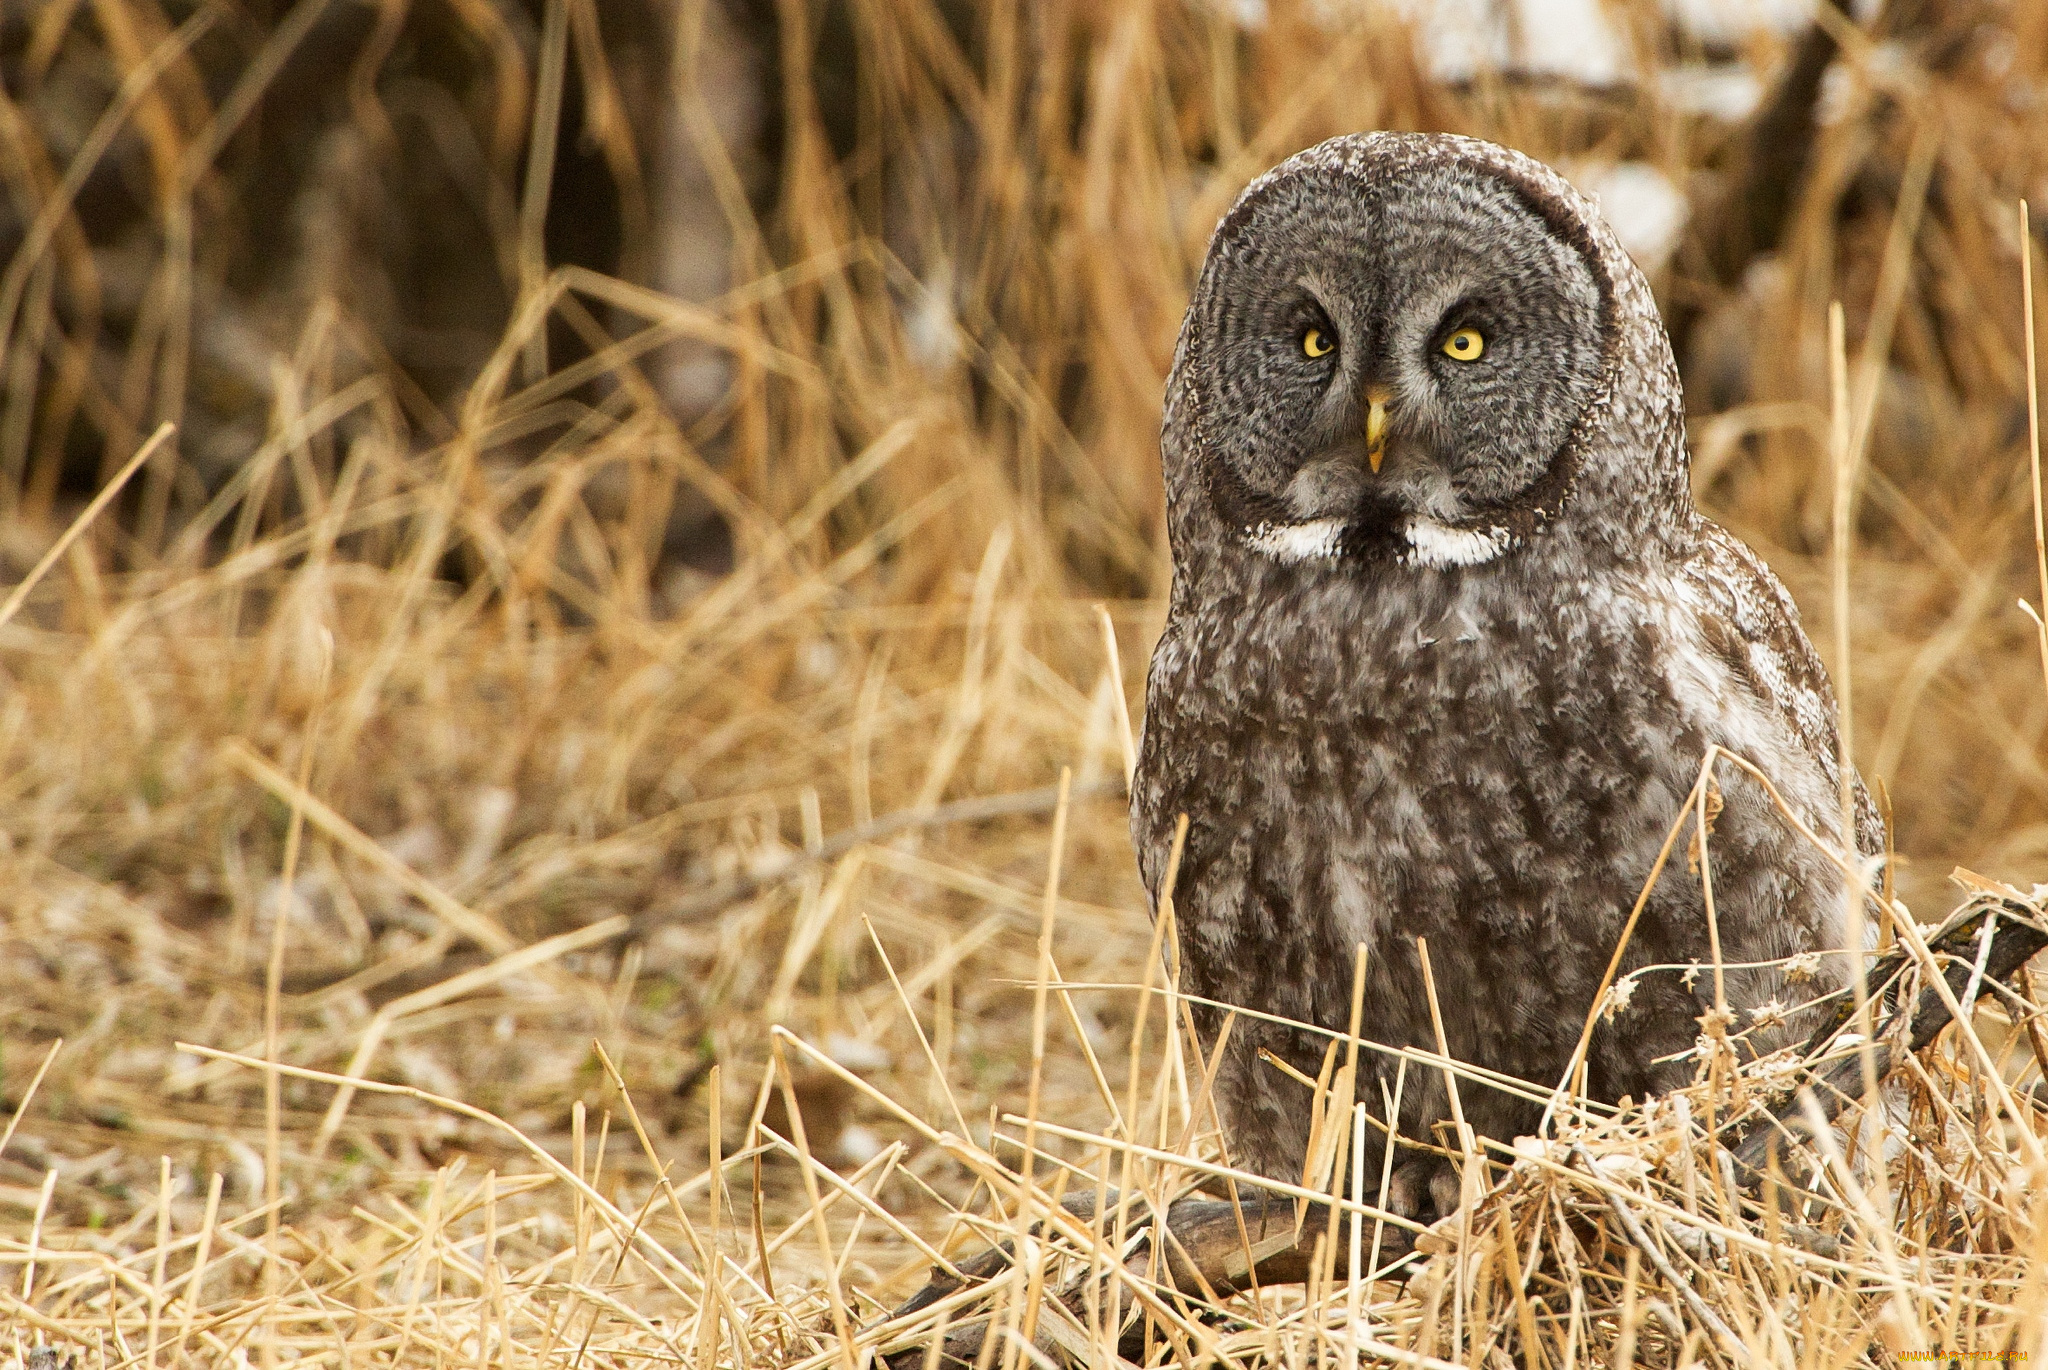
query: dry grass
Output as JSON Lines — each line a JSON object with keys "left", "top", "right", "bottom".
{"left": 4, "top": 0, "right": 2048, "bottom": 1365}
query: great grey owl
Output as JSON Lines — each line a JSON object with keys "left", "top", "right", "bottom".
{"left": 1131, "top": 132, "right": 1879, "bottom": 1220}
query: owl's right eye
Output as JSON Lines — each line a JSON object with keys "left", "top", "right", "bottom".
{"left": 1302, "top": 327, "right": 1335, "bottom": 358}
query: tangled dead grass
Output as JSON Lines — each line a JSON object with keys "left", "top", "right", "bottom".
{"left": 5, "top": 0, "right": 2048, "bottom": 1365}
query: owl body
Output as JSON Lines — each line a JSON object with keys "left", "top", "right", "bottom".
{"left": 1133, "top": 133, "right": 1875, "bottom": 1207}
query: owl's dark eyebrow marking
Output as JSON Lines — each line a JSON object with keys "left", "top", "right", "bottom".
{"left": 1291, "top": 273, "right": 1340, "bottom": 315}
{"left": 1290, "top": 292, "right": 1335, "bottom": 327}
{"left": 1428, "top": 297, "right": 1491, "bottom": 347}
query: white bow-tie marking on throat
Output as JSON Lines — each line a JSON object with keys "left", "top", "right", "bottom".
{"left": 1244, "top": 516, "right": 1512, "bottom": 568}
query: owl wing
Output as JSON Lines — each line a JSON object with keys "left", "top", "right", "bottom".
{"left": 1680, "top": 519, "right": 1884, "bottom": 858}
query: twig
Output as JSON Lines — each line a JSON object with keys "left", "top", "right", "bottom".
{"left": 771, "top": 1037, "right": 859, "bottom": 1370}
{"left": 628, "top": 779, "right": 1122, "bottom": 936}
{"left": 177, "top": 1041, "right": 708, "bottom": 1296}
{"left": 1959, "top": 907, "right": 2001, "bottom": 1022}
{"left": 1731, "top": 896, "right": 2048, "bottom": 1176}
{"left": 2021, "top": 202, "right": 2048, "bottom": 707}
{"left": 0, "top": 1038, "right": 62, "bottom": 1162}
{"left": 0, "top": 424, "right": 174, "bottom": 633}
{"left": 1574, "top": 1147, "right": 1747, "bottom": 1364}
{"left": 223, "top": 738, "right": 518, "bottom": 955}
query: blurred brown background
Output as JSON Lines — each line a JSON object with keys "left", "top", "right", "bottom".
{"left": 5, "top": 2, "right": 2047, "bottom": 890}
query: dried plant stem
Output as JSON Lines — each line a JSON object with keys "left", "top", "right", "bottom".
{"left": 1575, "top": 1147, "right": 1746, "bottom": 1363}
{"left": 1827, "top": 297, "right": 1906, "bottom": 1271}
{"left": 147, "top": 1154, "right": 171, "bottom": 1370}
{"left": 0, "top": 1038, "right": 62, "bottom": 1163}
{"left": 1615, "top": 1246, "right": 1643, "bottom": 1370}
{"left": 1344, "top": 1101, "right": 1367, "bottom": 1370}
{"left": 1095, "top": 603, "right": 1137, "bottom": 789}
{"left": 1112, "top": 812, "right": 1187, "bottom": 1347}
{"left": 18, "top": 1167, "right": 55, "bottom": 1302}
{"left": 261, "top": 622, "right": 329, "bottom": 1370}
{"left": 0, "top": 422, "right": 172, "bottom": 632}
{"left": 1018, "top": 768, "right": 1072, "bottom": 1204}
{"left": 1414, "top": 937, "right": 1473, "bottom": 1161}
{"left": 2023, "top": 201, "right": 2048, "bottom": 708}
{"left": 770, "top": 1036, "right": 859, "bottom": 1370}
{"left": 864, "top": 915, "right": 978, "bottom": 1137}
{"left": 1368, "top": 1061, "right": 1409, "bottom": 1281}
{"left": 174, "top": 1171, "right": 224, "bottom": 1361}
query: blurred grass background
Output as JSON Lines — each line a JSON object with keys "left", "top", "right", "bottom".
{"left": 2, "top": 0, "right": 2048, "bottom": 1363}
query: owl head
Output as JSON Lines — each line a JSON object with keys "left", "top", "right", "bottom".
{"left": 1166, "top": 133, "right": 1685, "bottom": 572}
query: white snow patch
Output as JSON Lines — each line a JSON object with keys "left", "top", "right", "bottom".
{"left": 1204, "top": 0, "right": 1269, "bottom": 28}
{"left": 1318, "top": 0, "right": 1631, "bottom": 88}
{"left": 1431, "top": 0, "right": 1628, "bottom": 88}
{"left": 1506, "top": 0, "right": 1631, "bottom": 86}
{"left": 1658, "top": 64, "right": 1764, "bottom": 121}
{"left": 1571, "top": 162, "right": 1690, "bottom": 274}
{"left": 904, "top": 263, "right": 960, "bottom": 370}
{"left": 826, "top": 1032, "right": 893, "bottom": 1072}
{"left": 798, "top": 638, "right": 843, "bottom": 684}
{"left": 1819, "top": 41, "right": 1913, "bottom": 125}
{"left": 1663, "top": 0, "right": 1817, "bottom": 46}
{"left": 1665, "top": 0, "right": 1879, "bottom": 46}
{"left": 835, "top": 1124, "right": 885, "bottom": 1167}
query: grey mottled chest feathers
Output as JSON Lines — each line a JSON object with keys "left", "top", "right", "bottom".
{"left": 1137, "top": 545, "right": 1693, "bottom": 951}
{"left": 1130, "top": 533, "right": 1853, "bottom": 1182}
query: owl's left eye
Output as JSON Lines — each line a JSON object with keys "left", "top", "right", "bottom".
{"left": 1302, "top": 327, "right": 1335, "bottom": 359}
{"left": 1442, "top": 327, "right": 1485, "bottom": 361}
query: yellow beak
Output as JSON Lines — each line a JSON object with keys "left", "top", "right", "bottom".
{"left": 1365, "top": 386, "right": 1391, "bottom": 474}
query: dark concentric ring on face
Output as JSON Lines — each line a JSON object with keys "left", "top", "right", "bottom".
{"left": 1187, "top": 135, "right": 1617, "bottom": 569}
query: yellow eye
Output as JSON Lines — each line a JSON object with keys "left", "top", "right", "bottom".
{"left": 1442, "top": 327, "right": 1485, "bottom": 361}
{"left": 1303, "top": 327, "right": 1335, "bottom": 358}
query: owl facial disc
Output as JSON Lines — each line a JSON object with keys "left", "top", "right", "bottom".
{"left": 1183, "top": 137, "right": 1612, "bottom": 573}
